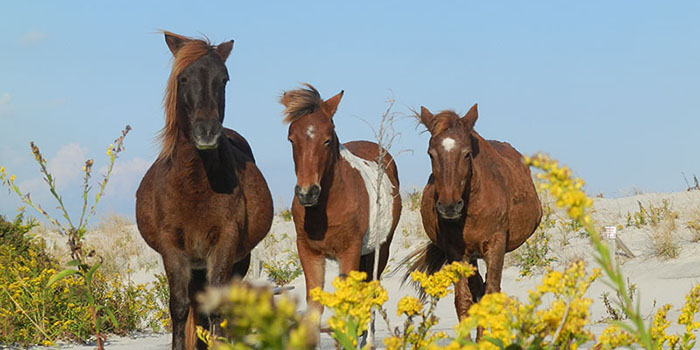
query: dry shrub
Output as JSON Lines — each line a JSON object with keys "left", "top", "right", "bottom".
{"left": 647, "top": 211, "right": 680, "bottom": 259}
{"left": 405, "top": 189, "right": 422, "bottom": 211}
{"left": 86, "top": 214, "right": 159, "bottom": 276}
{"left": 686, "top": 209, "right": 700, "bottom": 242}
{"left": 398, "top": 224, "right": 428, "bottom": 250}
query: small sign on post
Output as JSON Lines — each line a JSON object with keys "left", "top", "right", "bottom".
{"left": 605, "top": 226, "right": 617, "bottom": 265}
{"left": 605, "top": 226, "right": 617, "bottom": 239}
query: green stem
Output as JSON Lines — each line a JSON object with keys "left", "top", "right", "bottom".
{"left": 1, "top": 285, "right": 53, "bottom": 342}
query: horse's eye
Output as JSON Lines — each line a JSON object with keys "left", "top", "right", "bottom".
{"left": 323, "top": 139, "right": 330, "bottom": 146}
{"left": 222, "top": 78, "right": 229, "bottom": 84}
{"left": 179, "top": 77, "right": 188, "bottom": 84}
{"left": 465, "top": 152, "right": 471, "bottom": 159}
{"left": 288, "top": 138, "right": 294, "bottom": 144}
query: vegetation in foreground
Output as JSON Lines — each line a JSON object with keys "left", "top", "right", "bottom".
{"left": 197, "top": 153, "right": 700, "bottom": 350}
{"left": 2, "top": 128, "right": 700, "bottom": 350}
{"left": 0, "top": 127, "right": 169, "bottom": 348}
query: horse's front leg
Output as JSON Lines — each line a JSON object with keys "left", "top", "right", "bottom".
{"left": 474, "top": 234, "right": 506, "bottom": 341}
{"left": 206, "top": 233, "right": 244, "bottom": 341}
{"left": 337, "top": 242, "right": 365, "bottom": 345}
{"left": 296, "top": 236, "right": 326, "bottom": 347}
{"left": 454, "top": 274, "right": 474, "bottom": 321}
{"left": 483, "top": 233, "right": 506, "bottom": 295}
{"left": 337, "top": 242, "right": 362, "bottom": 278}
{"left": 458, "top": 257, "right": 485, "bottom": 340}
{"left": 162, "top": 251, "right": 191, "bottom": 350}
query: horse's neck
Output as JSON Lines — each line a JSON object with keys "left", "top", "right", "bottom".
{"left": 466, "top": 133, "right": 487, "bottom": 197}
{"left": 319, "top": 143, "right": 350, "bottom": 205}
{"left": 172, "top": 138, "right": 239, "bottom": 194}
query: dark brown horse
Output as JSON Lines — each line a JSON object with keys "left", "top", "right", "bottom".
{"left": 406, "top": 104, "right": 541, "bottom": 326}
{"left": 280, "top": 84, "right": 401, "bottom": 324}
{"left": 136, "top": 32, "right": 273, "bottom": 350}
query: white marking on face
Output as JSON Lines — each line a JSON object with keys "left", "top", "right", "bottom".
{"left": 442, "top": 137, "right": 456, "bottom": 152}
{"left": 306, "top": 125, "right": 315, "bottom": 139}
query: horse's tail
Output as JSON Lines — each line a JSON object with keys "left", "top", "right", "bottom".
{"left": 185, "top": 306, "right": 196, "bottom": 350}
{"left": 398, "top": 242, "right": 447, "bottom": 300}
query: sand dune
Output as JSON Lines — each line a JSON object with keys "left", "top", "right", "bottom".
{"left": 29, "top": 190, "right": 700, "bottom": 349}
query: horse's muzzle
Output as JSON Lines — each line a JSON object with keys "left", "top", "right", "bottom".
{"left": 193, "top": 120, "right": 223, "bottom": 150}
{"left": 436, "top": 199, "right": 464, "bottom": 220}
{"left": 295, "top": 184, "right": 321, "bottom": 207}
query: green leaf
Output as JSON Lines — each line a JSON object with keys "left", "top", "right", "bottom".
{"left": 331, "top": 331, "right": 356, "bottom": 350}
{"left": 66, "top": 259, "right": 81, "bottom": 267}
{"left": 482, "top": 336, "right": 505, "bottom": 349}
{"left": 85, "top": 262, "right": 102, "bottom": 285}
{"left": 346, "top": 319, "right": 358, "bottom": 340}
{"left": 47, "top": 268, "right": 79, "bottom": 287}
{"left": 104, "top": 307, "right": 119, "bottom": 328}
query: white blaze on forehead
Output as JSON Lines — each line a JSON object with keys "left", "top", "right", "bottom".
{"left": 442, "top": 137, "right": 456, "bottom": 152}
{"left": 306, "top": 125, "right": 315, "bottom": 138}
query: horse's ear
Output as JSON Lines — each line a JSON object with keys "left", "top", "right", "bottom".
{"left": 164, "top": 32, "right": 187, "bottom": 55}
{"left": 279, "top": 92, "right": 291, "bottom": 107}
{"left": 322, "top": 90, "right": 344, "bottom": 118}
{"left": 461, "top": 103, "right": 478, "bottom": 130}
{"left": 216, "top": 40, "right": 234, "bottom": 61}
{"left": 419, "top": 106, "right": 435, "bottom": 133}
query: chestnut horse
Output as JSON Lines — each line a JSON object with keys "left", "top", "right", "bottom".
{"left": 405, "top": 104, "right": 541, "bottom": 326}
{"left": 280, "top": 84, "right": 401, "bottom": 323}
{"left": 136, "top": 32, "right": 273, "bottom": 350}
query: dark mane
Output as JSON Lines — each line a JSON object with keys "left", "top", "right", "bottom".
{"left": 158, "top": 31, "right": 216, "bottom": 160}
{"left": 280, "top": 83, "right": 323, "bottom": 124}
{"left": 416, "top": 110, "right": 461, "bottom": 135}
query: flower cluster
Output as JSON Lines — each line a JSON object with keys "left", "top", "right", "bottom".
{"left": 196, "top": 281, "right": 315, "bottom": 350}
{"left": 596, "top": 325, "right": 637, "bottom": 349}
{"left": 410, "top": 262, "right": 476, "bottom": 298}
{"left": 445, "top": 261, "right": 600, "bottom": 350}
{"left": 0, "top": 214, "right": 168, "bottom": 346}
{"left": 396, "top": 296, "right": 423, "bottom": 317}
{"left": 311, "top": 271, "right": 387, "bottom": 347}
{"left": 524, "top": 153, "right": 593, "bottom": 224}
{"left": 383, "top": 263, "right": 476, "bottom": 350}
{"left": 599, "top": 283, "right": 700, "bottom": 350}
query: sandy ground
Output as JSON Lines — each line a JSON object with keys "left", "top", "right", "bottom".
{"left": 20, "top": 190, "right": 700, "bottom": 349}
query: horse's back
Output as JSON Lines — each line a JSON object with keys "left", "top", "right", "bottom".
{"left": 343, "top": 141, "right": 400, "bottom": 187}
{"left": 342, "top": 140, "right": 402, "bottom": 253}
{"left": 135, "top": 159, "right": 165, "bottom": 252}
{"left": 223, "top": 128, "right": 255, "bottom": 163}
{"left": 223, "top": 128, "right": 274, "bottom": 252}
{"left": 485, "top": 139, "right": 542, "bottom": 251}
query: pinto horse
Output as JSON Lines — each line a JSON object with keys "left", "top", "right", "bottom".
{"left": 280, "top": 84, "right": 401, "bottom": 323}
{"left": 136, "top": 32, "right": 273, "bottom": 350}
{"left": 405, "top": 104, "right": 541, "bottom": 327}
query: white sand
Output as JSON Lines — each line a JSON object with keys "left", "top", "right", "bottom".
{"left": 24, "top": 190, "right": 700, "bottom": 349}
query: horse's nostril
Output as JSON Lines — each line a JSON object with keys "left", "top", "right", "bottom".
{"left": 309, "top": 184, "right": 321, "bottom": 196}
{"left": 294, "top": 185, "right": 302, "bottom": 196}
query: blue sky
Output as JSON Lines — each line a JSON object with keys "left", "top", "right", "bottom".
{"left": 1, "top": 2, "right": 699, "bottom": 222}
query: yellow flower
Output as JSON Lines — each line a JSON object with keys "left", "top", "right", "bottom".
{"left": 597, "top": 325, "right": 636, "bottom": 349}
{"left": 9, "top": 174, "right": 16, "bottom": 183}
{"left": 397, "top": 296, "right": 422, "bottom": 317}
{"left": 312, "top": 271, "right": 388, "bottom": 336}
{"left": 384, "top": 336, "right": 403, "bottom": 350}
{"left": 411, "top": 261, "right": 475, "bottom": 298}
